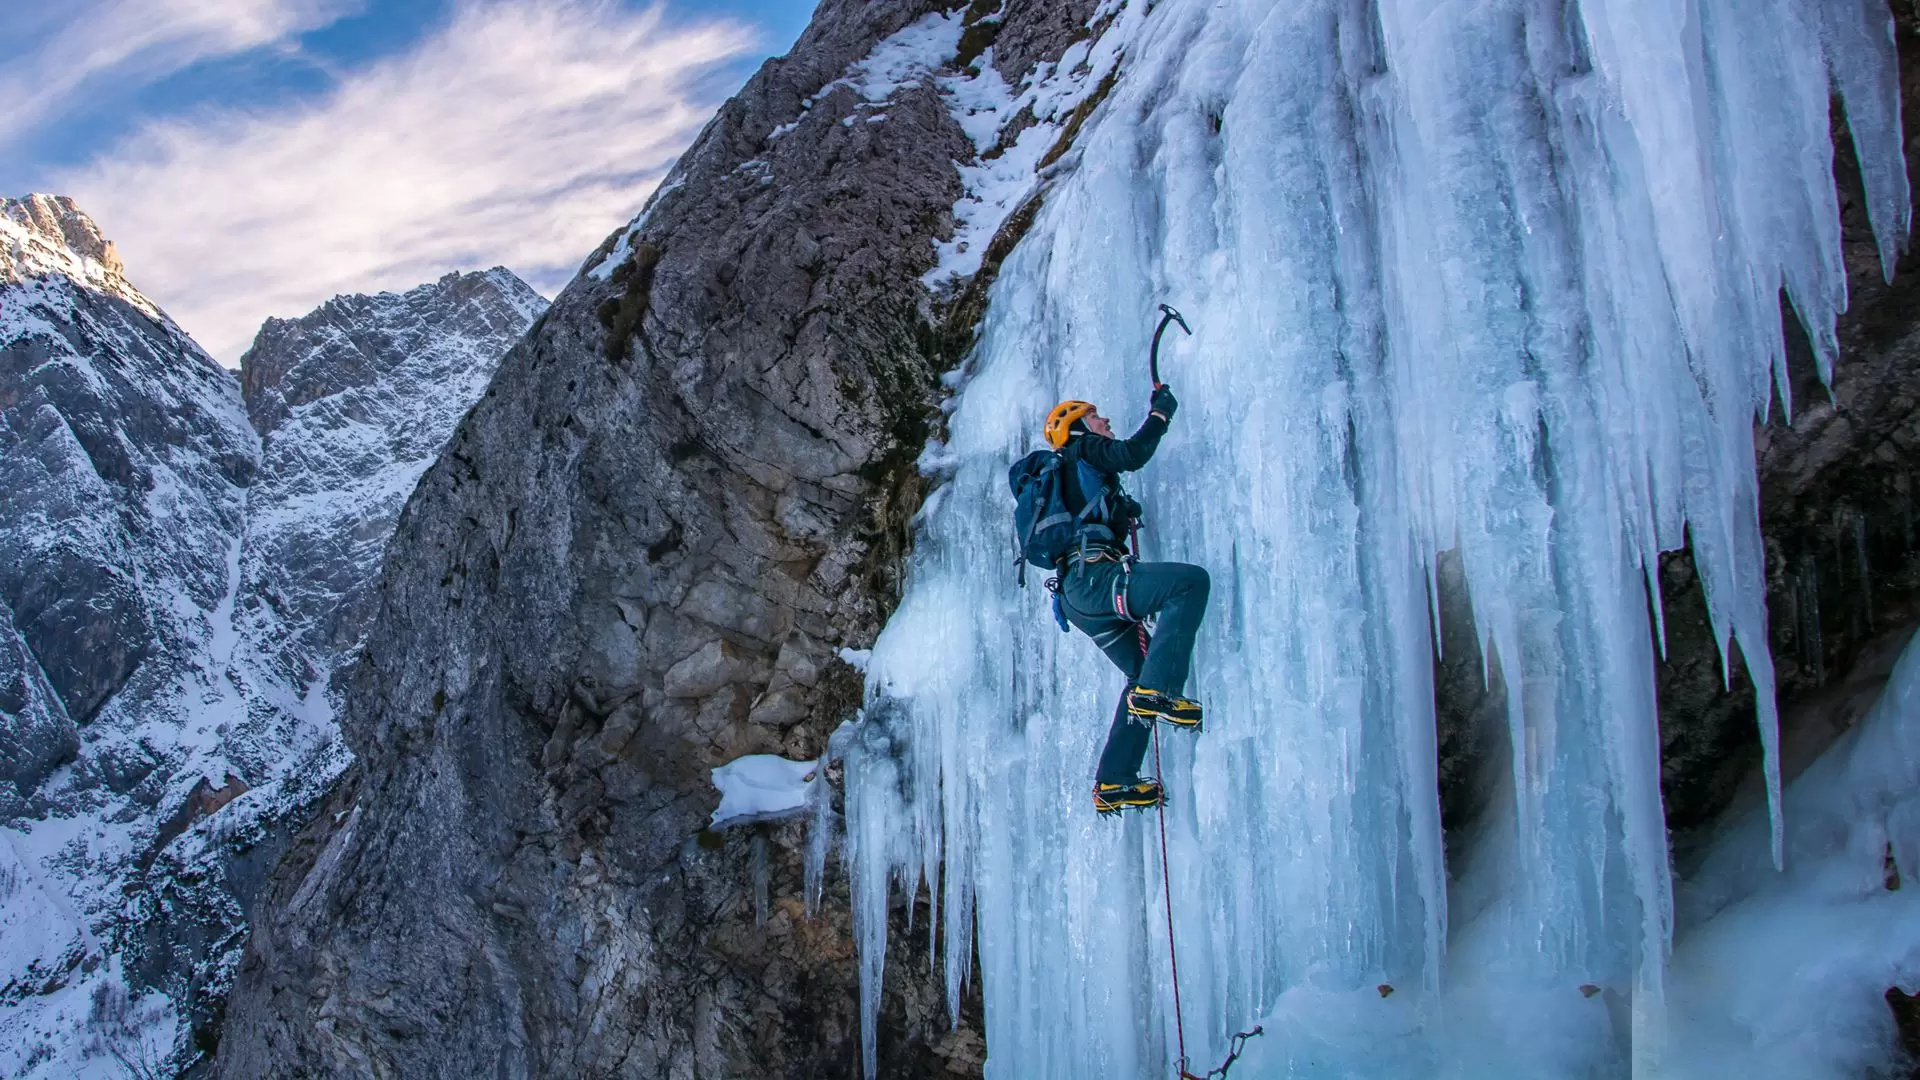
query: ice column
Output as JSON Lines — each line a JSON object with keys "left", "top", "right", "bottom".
{"left": 843, "top": 0, "right": 1908, "bottom": 1076}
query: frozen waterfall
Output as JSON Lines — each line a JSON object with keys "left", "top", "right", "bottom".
{"left": 835, "top": 0, "right": 1910, "bottom": 1077}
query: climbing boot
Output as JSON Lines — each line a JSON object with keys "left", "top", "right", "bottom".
{"left": 1093, "top": 777, "right": 1163, "bottom": 815}
{"left": 1128, "top": 686, "right": 1203, "bottom": 730}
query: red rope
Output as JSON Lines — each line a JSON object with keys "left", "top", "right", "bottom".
{"left": 1154, "top": 717, "right": 1200, "bottom": 1079}
{"left": 1133, "top": 521, "right": 1197, "bottom": 1080}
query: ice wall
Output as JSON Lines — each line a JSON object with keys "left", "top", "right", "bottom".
{"left": 841, "top": 0, "right": 1909, "bottom": 1077}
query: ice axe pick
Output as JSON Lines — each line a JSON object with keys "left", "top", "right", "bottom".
{"left": 1149, "top": 303, "right": 1191, "bottom": 389}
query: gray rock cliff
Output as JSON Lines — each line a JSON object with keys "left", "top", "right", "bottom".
{"left": 213, "top": 0, "right": 1100, "bottom": 1076}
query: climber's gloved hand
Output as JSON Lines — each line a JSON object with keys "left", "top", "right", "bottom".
{"left": 1150, "top": 384, "right": 1179, "bottom": 421}
{"left": 1115, "top": 494, "right": 1143, "bottom": 523}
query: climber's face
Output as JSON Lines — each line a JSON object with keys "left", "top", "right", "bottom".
{"left": 1085, "top": 411, "right": 1114, "bottom": 438}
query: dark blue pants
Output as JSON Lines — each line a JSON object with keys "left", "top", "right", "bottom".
{"left": 1059, "top": 558, "right": 1210, "bottom": 784}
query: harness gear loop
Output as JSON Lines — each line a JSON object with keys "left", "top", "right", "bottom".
{"left": 1044, "top": 575, "right": 1070, "bottom": 633}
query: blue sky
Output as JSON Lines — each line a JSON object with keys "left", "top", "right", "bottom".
{"left": 0, "top": 0, "right": 821, "bottom": 360}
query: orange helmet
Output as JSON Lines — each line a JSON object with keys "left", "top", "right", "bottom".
{"left": 1045, "top": 400, "right": 1095, "bottom": 448}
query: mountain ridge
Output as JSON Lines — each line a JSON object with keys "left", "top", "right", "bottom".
{"left": 0, "top": 196, "right": 544, "bottom": 1078}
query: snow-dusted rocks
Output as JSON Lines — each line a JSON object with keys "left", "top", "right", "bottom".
{"left": 1, "top": 195, "right": 258, "bottom": 1077}
{"left": 0, "top": 195, "right": 542, "bottom": 1077}
{"left": 0, "top": 196, "right": 254, "bottom": 806}
{"left": 1, "top": 195, "right": 155, "bottom": 315}
{"left": 232, "top": 269, "right": 546, "bottom": 745}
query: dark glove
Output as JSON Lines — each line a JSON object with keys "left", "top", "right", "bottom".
{"left": 1150, "top": 384, "right": 1179, "bottom": 421}
{"left": 1115, "top": 494, "right": 1143, "bottom": 523}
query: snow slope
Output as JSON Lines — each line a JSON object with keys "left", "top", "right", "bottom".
{"left": 832, "top": 1, "right": 1913, "bottom": 1077}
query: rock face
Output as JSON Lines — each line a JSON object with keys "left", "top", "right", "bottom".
{"left": 0, "top": 196, "right": 542, "bottom": 1078}
{"left": 212, "top": 1, "right": 1100, "bottom": 1076}
{"left": 0, "top": 194, "right": 254, "bottom": 811}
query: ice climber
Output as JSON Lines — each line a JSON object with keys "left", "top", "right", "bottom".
{"left": 1009, "top": 389, "right": 1210, "bottom": 815}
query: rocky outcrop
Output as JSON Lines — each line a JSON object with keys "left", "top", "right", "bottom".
{"left": 1, "top": 194, "right": 146, "bottom": 305}
{"left": 213, "top": 1, "right": 1103, "bottom": 1076}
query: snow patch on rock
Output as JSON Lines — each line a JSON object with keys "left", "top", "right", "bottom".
{"left": 710, "top": 754, "right": 822, "bottom": 828}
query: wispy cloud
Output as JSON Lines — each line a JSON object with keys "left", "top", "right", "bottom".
{"left": 57, "top": 0, "right": 758, "bottom": 362}
{"left": 0, "top": 0, "right": 362, "bottom": 146}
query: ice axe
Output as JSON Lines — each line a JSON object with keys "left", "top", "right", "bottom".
{"left": 1128, "top": 303, "right": 1191, "bottom": 566}
{"left": 1149, "top": 303, "right": 1190, "bottom": 389}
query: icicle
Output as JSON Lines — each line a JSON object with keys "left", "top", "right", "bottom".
{"left": 804, "top": 746, "right": 835, "bottom": 916}
{"left": 837, "top": 0, "right": 1909, "bottom": 1074}
{"left": 1822, "top": 0, "right": 1912, "bottom": 283}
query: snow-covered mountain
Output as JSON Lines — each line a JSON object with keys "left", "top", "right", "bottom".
{"left": 0, "top": 193, "right": 256, "bottom": 1078}
{"left": 0, "top": 195, "right": 543, "bottom": 1078}
{"left": 226, "top": 269, "right": 546, "bottom": 781}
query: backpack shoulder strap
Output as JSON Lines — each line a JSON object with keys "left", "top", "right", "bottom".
{"left": 1071, "top": 454, "right": 1115, "bottom": 524}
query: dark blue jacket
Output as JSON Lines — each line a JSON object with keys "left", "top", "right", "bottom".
{"left": 1061, "top": 413, "right": 1168, "bottom": 537}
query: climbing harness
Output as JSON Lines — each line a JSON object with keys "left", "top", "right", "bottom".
{"left": 1149, "top": 303, "right": 1191, "bottom": 389}
{"left": 1135, "top": 302, "right": 1264, "bottom": 1080}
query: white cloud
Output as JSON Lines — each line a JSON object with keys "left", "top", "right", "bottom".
{"left": 57, "top": 0, "right": 758, "bottom": 363}
{"left": 0, "top": 0, "right": 362, "bottom": 146}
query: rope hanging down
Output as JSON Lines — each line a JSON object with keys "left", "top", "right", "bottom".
{"left": 1149, "top": 717, "right": 1263, "bottom": 1080}
{"left": 1132, "top": 523, "right": 1262, "bottom": 1080}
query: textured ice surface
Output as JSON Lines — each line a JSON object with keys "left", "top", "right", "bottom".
{"left": 1655, "top": 630, "right": 1920, "bottom": 1080}
{"left": 840, "top": 0, "right": 1910, "bottom": 1077}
